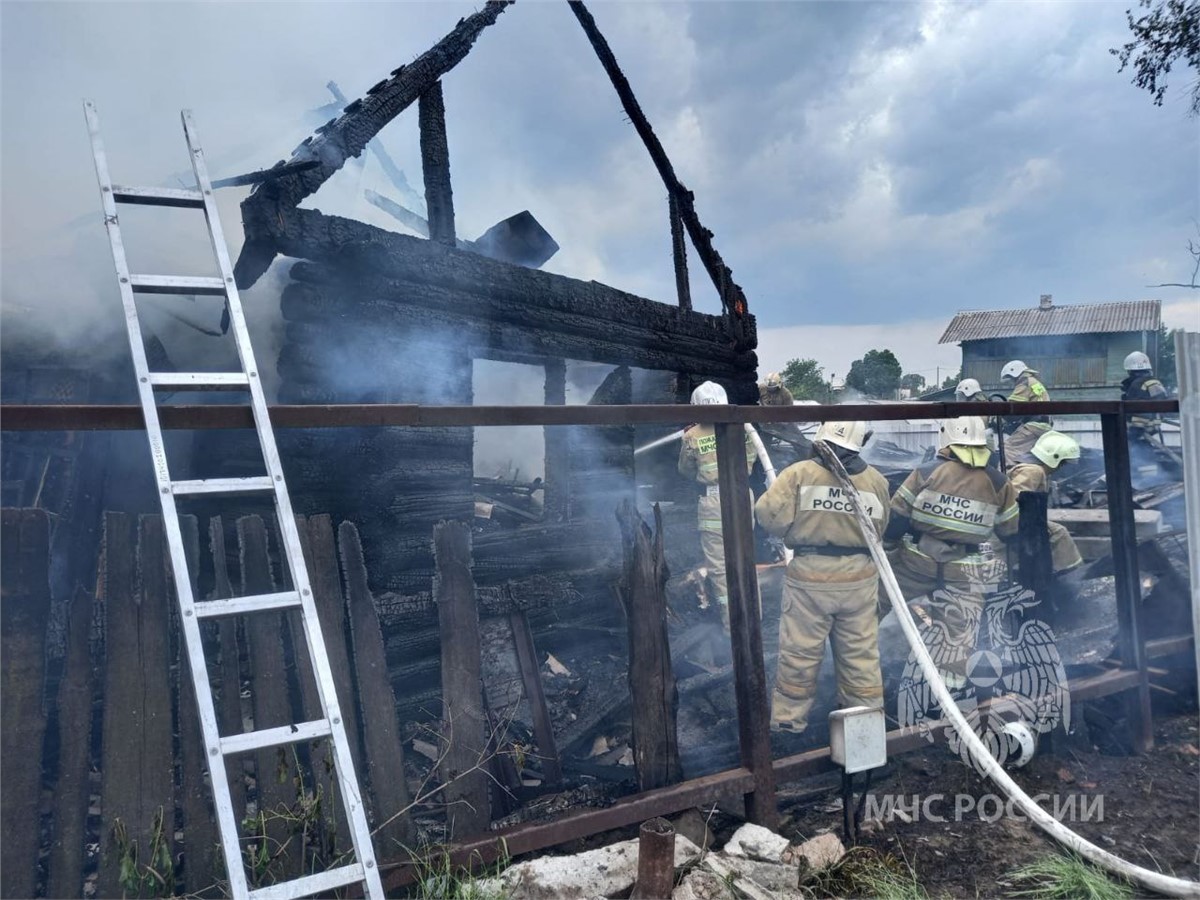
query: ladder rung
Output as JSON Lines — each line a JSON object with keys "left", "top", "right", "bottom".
{"left": 171, "top": 476, "right": 275, "bottom": 495}
{"left": 112, "top": 184, "right": 205, "bottom": 208}
{"left": 149, "top": 372, "right": 249, "bottom": 390}
{"left": 220, "top": 719, "right": 332, "bottom": 756}
{"left": 194, "top": 592, "right": 301, "bottom": 619}
{"left": 248, "top": 863, "right": 367, "bottom": 900}
{"left": 129, "top": 273, "right": 227, "bottom": 295}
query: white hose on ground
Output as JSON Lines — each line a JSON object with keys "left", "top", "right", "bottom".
{"left": 812, "top": 440, "right": 1200, "bottom": 899}
{"left": 744, "top": 424, "right": 793, "bottom": 565}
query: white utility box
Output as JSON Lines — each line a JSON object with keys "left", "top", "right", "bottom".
{"left": 829, "top": 706, "right": 887, "bottom": 774}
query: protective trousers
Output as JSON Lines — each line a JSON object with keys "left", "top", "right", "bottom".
{"left": 697, "top": 493, "right": 730, "bottom": 629}
{"left": 772, "top": 567, "right": 883, "bottom": 734}
{"left": 1048, "top": 521, "right": 1082, "bottom": 573}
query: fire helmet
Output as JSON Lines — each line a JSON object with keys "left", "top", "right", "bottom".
{"left": 1000, "top": 360, "right": 1028, "bottom": 381}
{"left": 938, "top": 416, "right": 989, "bottom": 449}
{"left": 1030, "top": 431, "right": 1080, "bottom": 469}
{"left": 691, "top": 381, "right": 728, "bottom": 406}
{"left": 1123, "top": 351, "right": 1152, "bottom": 372}
{"left": 955, "top": 378, "right": 983, "bottom": 401}
{"left": 764, "top": 372, "right": 783, "bottom": 389}
{"left": 815, "top": 421, "right": 868, "bottom": 452}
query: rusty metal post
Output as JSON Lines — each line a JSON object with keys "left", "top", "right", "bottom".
{"left": 1100, "top": 411, "right": 1154, "bottom": 753}
{"left": 631, "top": 817, "right": 676, "bottom": 899}
{"left": 714, "top": 421, "right": 778, "bottom": 828}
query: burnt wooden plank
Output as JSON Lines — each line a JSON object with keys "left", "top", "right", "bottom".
{"left": 175, "top": 516, "right": 225, "bottom": 895}
{"left": 419, "top": 80, "right": 455, "bottom": 246}
{"left": 46, "top": 585, "right": 94, "bottom": 900}
{"left": 97, "top": 514, "right": 176, "bottom": 898}
{"left": 668, "top": 193, "right": 692, "bottom": 311}
{"left": 237, "top": 515, "right": 298, "bottom": 874}
{"left": 434, "top": 520, "right": 490, "bottom": 836}
{"left": 509, "top": 611, "right": 563, "bottom": 787}
{"left": 236, "top": 2, "right": 510, "bottom": 286}
{"left": 339, "top": 521, "right": 415, "bottom": 852}
{"left": 544, "top": 360, "right": 569, "bottom": 524}
{"left": 0, "top": 508, "right": 51, "bottom": 900}
{"left": 615, "top": 501, "right": 680, "bottom": 791}
{"left": 208, "top": 517, "right": 246, "bottom": 820}
{"left": 291, "top": 515, "right": 346, "bottom": 855}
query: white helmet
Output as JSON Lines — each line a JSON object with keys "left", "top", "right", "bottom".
{"left": 955, "top": 378, "right": 983, "bottom": 400}
{"left": 764, "top": 372, "right": 783, "bottom": 389}
{"left": 691, "top": 381, "right": 728, "bottom": 405}
{"left": 1030, "top": 431, "right": 1080, "bottom": 469}
{"left": 938, "top": 416, "right": 989, "bottom": 449}
{"left": 1123, "top": 351, "right": 1152, "bottom": 372}
{"left": 1000, "top": 360, "right": 1027, "bottom": 381}
{"left": 815, "top": 420, "right": 868, "bottom": 452}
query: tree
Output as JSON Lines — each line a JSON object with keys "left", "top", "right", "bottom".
{"left": 780, "top": 357, "right": 832, "bottom": 402}
{"left": 941, "top": 369, "right": 963, "bottom": 390}
{"left": 900, "top": 373, "right": 927, "bottom": 395}
{"left": 845, "top": 349, "right": 902, "bottom": 399}
{"left": 1111, "top": 0, "right": 1200, "bottom": 114}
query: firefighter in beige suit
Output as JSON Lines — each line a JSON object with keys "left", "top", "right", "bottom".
{"left": 755, "top": 421, "right": 891, "bottom": 735}
{"left": 678, "top": 381, "right": 757, "bottom": 631}
{"left": 1008, "top": 431, "right": 1083, "bottom": 575}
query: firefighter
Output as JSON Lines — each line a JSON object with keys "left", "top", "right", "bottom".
{"left": 1008, "top": 431, "right": 1084, "bottom": 576}
{"left": 1121, "top": 351, "right": 1168, "bottom": 442}
{"left": 954, "top": 378, "right": 985, "bottom": 402}
{"left": 755, "top": 421, "right": 890, "bottom": 735}
{"left": 886, "top": 417, "right": 1020, "bottom": 684}
{"left": 678, "top": 381, "right": 757, "bottom": 631}
{"left": 759, "top": 371, "right": 795, "bottom": 406}
{"left": 1001, "top": 360, "right": 1050, "bottom": 402}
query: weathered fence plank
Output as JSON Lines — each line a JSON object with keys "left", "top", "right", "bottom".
{"left": 209, "top": 516, "right": 247, "bottom": 823}
{"left": 434, "top": 520, "right": 491, "bottom": 836}
{"left": 98, "top": 513, "right": 175, "bottom": 898}
{"left": 46, "top": 585, "right": 95, "bottom": 900}
{"left": 0, "top": 508, "right": 52, "bottom": 899}
{"left": 340, "top": 521, "right": 414, "bottom": 852}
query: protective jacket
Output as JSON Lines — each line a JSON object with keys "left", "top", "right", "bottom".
{"left": 755, "top": 453, "right": 890, "bottom": 583}
{"left": 888, "top": 448, "right": 1019, "bottom": 549}
{"left": 1008, "top": 462, "right": 1083, "bottom": 573}
{"left": 1003, "top": 420, "right": 1053, "bottom": 470}
{"left": 760, "top": 384, "right": 795, "bottom": 406}
{"left": 1008, "top": 370, "right": 1049, "bottom": 402}
{"left": 1121, "top": 372, "right": 1167, "bottom": 401}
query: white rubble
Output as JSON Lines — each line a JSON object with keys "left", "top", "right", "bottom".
{"left": 723, "top": 822, "right": 790, "bottom": 862}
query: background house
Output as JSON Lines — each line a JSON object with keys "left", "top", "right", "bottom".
{"left": 939, "top": 294, "right": 1162, "bottom": 401}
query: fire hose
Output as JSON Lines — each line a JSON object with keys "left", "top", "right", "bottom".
{"left": 813, "top": 440, "right": 1200, "bottom": 899}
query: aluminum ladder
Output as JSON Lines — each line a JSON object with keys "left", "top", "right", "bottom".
{"left": 82, "top": 100, "right": 384, "bottom": 900}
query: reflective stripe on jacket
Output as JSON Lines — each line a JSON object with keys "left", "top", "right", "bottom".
{"left": 891, "top": 451, "right": 1019, "bottom": 544}
{"left": 1008, "top": 371, "right": 1049, "bottom": 402}
{"left": 678, "top": 423, "right": 757, "bottom": 487}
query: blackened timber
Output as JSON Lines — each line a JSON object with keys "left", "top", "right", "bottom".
{"left": 544, "top": 360, "right": 569, "bottom": 523}
{"left": 615, "top": 501, "right": 681, "bottom": 791}
{"left": 509, "top": 611, "right": 563, "bottom": 787}
{"left": 1100, "top": 412, "right": 1154, "bottom": 753}
{"left": 419, "top": 81, "right": 455, "bottom": 246}
{"left": 568, "top": 1, "right": 751, "bottom": 347}
{"left": 669, "top": 193, "right": 691, "bottom": 311}
{"left": 234, "top": 1, "right": 511, "bottom": 287}
{"left": 434, "top": 521, "right": 491, "bottom": 836}
{"left": 714, "top": 423, "right": 777, "bottom": 829}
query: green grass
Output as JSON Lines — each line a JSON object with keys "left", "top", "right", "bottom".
{"left": 1005, "top": 853, "right": 1133, "bottom": 900}
{"left": 408, "top": 844, "right": 512, "bottom": 900}
{"left": 801, "top": 846, "right": 929, "bottom": 900}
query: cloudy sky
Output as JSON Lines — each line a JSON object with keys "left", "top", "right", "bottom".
{"left": 2, "top": 0, "right": 1197, "bottom": 389}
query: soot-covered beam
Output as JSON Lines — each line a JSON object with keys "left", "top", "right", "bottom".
{"left": 419, "top": 81, "right": 456, "bottom": 246}
{"left": 235, "top": 0, "right": 511, "bottom": 287}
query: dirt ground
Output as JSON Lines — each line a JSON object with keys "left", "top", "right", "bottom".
{"left": 774, "top": 705, "right": 1200, "bottom": 898}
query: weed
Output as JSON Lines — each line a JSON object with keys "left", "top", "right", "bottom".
{"left": 113, "top": 807, "right": 175, "bottom": 898}
{"left": 802, "top": 846, "right": 928, "bottom": 900}
{"left": 406, "top": 842, "right": 512, "bottom": 900}
{"left": 1005, "top": 853, "right": 1133, "bottom": 900}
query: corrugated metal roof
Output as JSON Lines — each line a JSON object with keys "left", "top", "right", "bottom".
{"left": 939, "top": 300, "right": 1160, "bottom": 343}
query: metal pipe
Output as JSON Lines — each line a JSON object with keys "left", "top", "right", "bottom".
{"left": 631, "top": 818, "right": 676, "bottom": 900}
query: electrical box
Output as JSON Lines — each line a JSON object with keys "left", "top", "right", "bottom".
{"left": 829, "top": 706, "right": 886, "bottom": 774}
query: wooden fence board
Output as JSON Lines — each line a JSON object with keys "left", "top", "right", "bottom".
{"left": 209, "top": 516, "right": 247, "bottom": 822}
{"left": 46, "top": 585, "right": 94, "bottom": 900}
{"left": 97, "top": 514, "right": 175, "bottom": 898}
{"left": 339, "top": 521, "right": 414, "bottom": 852}
{"left": 0, "top": 508, "right": 52, "bottom": 899}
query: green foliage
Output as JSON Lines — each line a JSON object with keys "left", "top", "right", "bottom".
{"left": 846, "top": 349, "right": 903, "bottom": 399}
{"left": 113, "top": 808, "right": 175, "bottom": 898}
{"left": 410, "top": 843, "right": 512, "bottom": 899}
{"left": 1159, "top": 323, "right": 1181, "bottom": 391}
{"left": 1111, "top": 0, "right": 1200, "bottom": 113}
{"left": 780, "top": 357, "right": 833, "bottom": 402}
{"left": 800, "top": 846, "right": 928, "bottom": 900}
{"left": 900, "top": 373, "right": 926, "bottom": 394}
{"left": 942, "top": 369, "right": 963, "bottom": 390}
{"left": 1005, "top": 852, "right": 1133, "bottom": 900}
